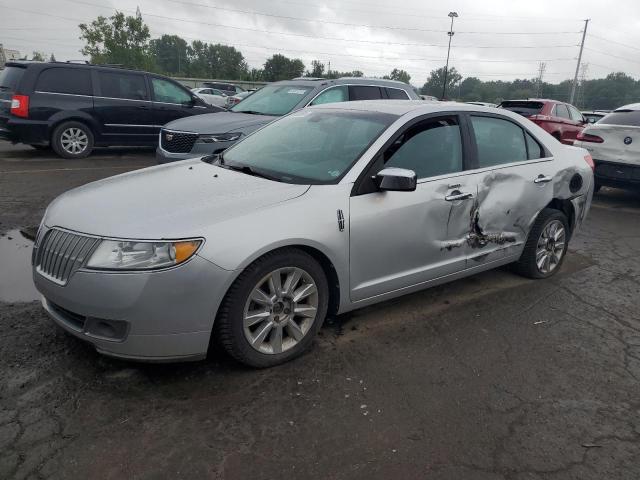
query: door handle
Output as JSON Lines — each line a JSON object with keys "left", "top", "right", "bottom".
{"left": 534, "top": 175, "right": 553, "bottom": 184}
{"left": 445, "top": 191, "right": 473, "bottom": 201}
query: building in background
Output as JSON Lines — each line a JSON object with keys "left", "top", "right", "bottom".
{"left": 0, "top": 44, "right": 22, "bottom": 68}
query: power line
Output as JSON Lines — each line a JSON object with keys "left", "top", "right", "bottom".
{"left": 584, "top": 47, "right": 640, "bottom": 66}
{"left": 588, "top": 33, "right": 640, "bottom": 53}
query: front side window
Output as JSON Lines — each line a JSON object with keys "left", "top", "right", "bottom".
{"left": 98, "top": 72, "right": 147, "bottom": 100}
{"left": 384, "top": 117, "right": 463, "bottom": 178}
{"left": 310, "top": 86, "right": 348, "bottom": 106}
{"left": 231, "top": 84, "right": 313, "bottom": 116}
{"left": 471, "top": 116, "right": 527, "bottom": 167}
{"left": 151, "top": 78, "right": 191, "bottom": 104}
{"left": 349, "top": 86, "right": 383, "bottom": 101}
{"left": 36, "top": 68, "right": 92, "bottom": 96}
{"left": 220, "top": 109, "right": 396, "bottom": 183}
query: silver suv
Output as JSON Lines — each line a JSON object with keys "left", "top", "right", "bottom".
{"left": 156, "top": 77, "right": 419, "bottom": 163}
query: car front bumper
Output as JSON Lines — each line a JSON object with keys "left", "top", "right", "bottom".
{"left": 33, "top": 254, "right": 235, "bottom": 362}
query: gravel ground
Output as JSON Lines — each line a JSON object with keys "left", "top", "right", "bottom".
{"left": 1, "top": 142, "right": 640, "bottom": 479}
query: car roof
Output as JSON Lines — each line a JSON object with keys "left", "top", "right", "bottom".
{"left": 271, "top": 77, "right": 413, "bottom": 89}
{"left": 615, "top": 103, "right": 640, "bottom": 111}
{"left": 5, "top": 60, "right": 150, "bottom": 75}
{"left": 308, "top": 100, "right": 502, "bottom": 116}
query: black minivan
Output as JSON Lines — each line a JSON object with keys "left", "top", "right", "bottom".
{"left": 0, "top": 61, "right": 222, "bottom": 158}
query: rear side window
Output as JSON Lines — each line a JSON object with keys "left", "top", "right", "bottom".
{"left": 386, "top": 88, "right": 409, "bottom": 100}
{"left": 554, "top": 104, "right": 570, "bottom": 119}
{"left": 471, "top": 116, "right": 527, "bottom": 167}
{"left": 567, "top": 105, "right": 584, "bottom": 122}
{"left": 36, "top": 68, "right": 92, "bottom": 96}
{"left": 599, "top": 110, "right": 640, "bottom": 126}
{"left": 499, "top": 101, "right": 544, "bottom": 116}
{"left": 98, "top": 71, "right": 148, "bottom": 100}
{"left": 0, "top": 66, "right": 25, "bottom": 91}
{"left": 525, "top": 132, "right": 545, "bottom": 159}
{"left": 384, "top": 117, "right": 463, "bottom": 178}
{"left": 349, "top": 86, "right": 383, "bottom": 101}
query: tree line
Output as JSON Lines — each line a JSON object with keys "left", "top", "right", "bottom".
{"left": 75, "top": 11, "right": 636, "bottom": 110}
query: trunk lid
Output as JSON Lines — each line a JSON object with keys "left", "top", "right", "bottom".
{"left": 578, "top": 124, "right": 640, "bottom": 166}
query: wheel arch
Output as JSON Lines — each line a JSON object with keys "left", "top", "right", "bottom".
{"left": 545, "top": 198, "right": 575, "bottom": 236}
{"left": 48, "top": 112, "right": 99, "bottom": 141}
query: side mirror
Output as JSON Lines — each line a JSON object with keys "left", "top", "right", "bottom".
{"left": 374, "top": 167, "right": 417, "bottom": 192}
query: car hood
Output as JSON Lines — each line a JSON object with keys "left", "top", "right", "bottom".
{"left": 44, "top": 159, "right": 310, "bottom": 239}
{"left": 164, "top": 112, "right": 276, "bottom": 134}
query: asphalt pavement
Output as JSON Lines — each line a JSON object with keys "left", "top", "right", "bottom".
{"left": 1, "top": 141, "right": 639, "bottom": 479}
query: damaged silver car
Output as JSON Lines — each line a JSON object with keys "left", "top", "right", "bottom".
{"left": 32, "top": 101, "right": 594, "bottom": 367}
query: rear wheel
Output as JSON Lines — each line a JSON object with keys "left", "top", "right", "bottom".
{"left": 214, "top": 249, "right": 329, "bottom": 368}
{"left": 514, "top": 208, "right": 569, "bottom": 279}
{"left": 51, "top": 121, "right": 94, "bottom": 159}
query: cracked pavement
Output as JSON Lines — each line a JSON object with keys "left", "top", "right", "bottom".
{"left": 1, "top": 143, "right": 639, "bottom": 479}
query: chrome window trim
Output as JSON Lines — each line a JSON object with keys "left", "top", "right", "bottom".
{"left": 95, "top": 95, "right": 151, "bottom": 103}
{"left": 305, "top": 84, "right": 411, "bottom": 107}
{"left": 35, "top": 91, "right": 94, "bottom": 98}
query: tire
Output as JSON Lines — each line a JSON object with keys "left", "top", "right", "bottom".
{"left": 214, "top": 248, "right": 329, "bottom": 368}
{"left": 513, "top": 208, "right": 570, "bottom": 279}
{"left": 51, "top": 121, "right": 94, "bottom": 159}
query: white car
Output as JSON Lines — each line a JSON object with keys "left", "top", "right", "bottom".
{"left": 226, "top": 91, "right": 252, "bottom": 108}
{"left": 574, "top": 103, "right": 640, "bottom": 191}
{"left": 191, "top": 87, "right": 228, "bottom": 108}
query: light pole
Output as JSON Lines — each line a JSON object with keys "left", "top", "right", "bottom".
{"left": 442, "top": 11, "right": 458, "bottom": 100}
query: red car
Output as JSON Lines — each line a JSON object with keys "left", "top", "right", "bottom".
{"left": 498, "top": 99, "right": 587, "bottom": 145}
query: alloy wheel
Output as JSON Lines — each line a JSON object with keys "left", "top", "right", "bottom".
{"left": 535, "top": 220, "right": 566, "bottom": 274}
{"left": 243, "top": 267, "right": 319, "bottom": 355}
{"left": 60, "top": 128, "right": 89, "bottom": 155}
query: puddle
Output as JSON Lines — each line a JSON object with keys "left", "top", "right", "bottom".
{"left": 0, "top": 229, "right": 40, "bottom": 303}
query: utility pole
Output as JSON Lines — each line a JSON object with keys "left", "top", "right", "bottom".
{"left": 536, "top": 62, "right": 546, "bottom": 97}
{"left": 577, "top": 62, "right": 589, "bottom": 108}
{"left": 570, "top": 19, "right": 589, "bottom": 104}
{"left": 441, "top": 11, "right": 458, "bottom": 100}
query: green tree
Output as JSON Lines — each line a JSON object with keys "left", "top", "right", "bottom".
{"left": 31, "top": 51, "right": 46, "bottom": 61}
{"left": 421, "top": 66, "right": 462, "bottom": 99}
{"left": 49, "top": 53, "right": 56, "bottom": 62}
{"left": 79, "top": 11, "right": 152, "bottom": 69}
{"left": 185, "top": 41, "right": 248, "bottom": 79}
{"left": 384, "top": 68, "right": 411, "bottom": 84}
{"left": 306, "top": 60, "right": 325, "bottom": 78}
{"left": 150, "top": 34, "right": 188, "bottom": 75}
{"left": 263, "top": 54, "right": 305, "bottom": 81}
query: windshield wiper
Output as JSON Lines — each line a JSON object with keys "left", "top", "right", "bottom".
{"left": 223, "top": 163, "right": 281, "bottom": 182}
{"left": 235, "top": 110, "right": 269, "bottom": 116}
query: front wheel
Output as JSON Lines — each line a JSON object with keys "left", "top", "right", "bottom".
{"left": 51, "top": 121, "right": 94, "bottom": 159}
{"left": 214, "top": 249, "right": 329, "bottom": 368}
{"left": 514, "top": 208, "right": 569, "bottom": 279}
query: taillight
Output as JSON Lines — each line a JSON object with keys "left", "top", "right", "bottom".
{"left": 584, "top": 154, "right": 595, "bottom": 171}
{"left": 10, "top": 94, "right": 29, "bottom": 118}
{"left": 576, "top": 131, "right": 603, "bottom": 143}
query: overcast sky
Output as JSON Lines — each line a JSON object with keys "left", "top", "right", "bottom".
{"left": 2, "top": 0, "right": 640, "bottom": 85}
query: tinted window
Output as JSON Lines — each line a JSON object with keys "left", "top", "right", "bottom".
{"left": 36, "top": 67, "right": 92, "bottom": 95}
{"left": 349, "top": 86, "right": 383, "bottom": 100}
{"left": 386, "top": 88, "right": 409, "bottom": 100}
{"left": 0, "top": 66, "right": 25, "bottom": 91}
{"left": 567, "top": 105, "right": 584, "bottom": 122}
{"left": 310, "top": 86, "right": 348, "bottom": 106}
{"left": 471, "top": 116, "right": 527, "bottom": 167}
{"left": 221, "top": 109, "right": 395, "bottom": 184}
{"left": 499, "top": 101, "right": 544, "bottom": 116}
{"left": 599, "top": 110, "right": 640, "bottom": 127}
{"left": 554, "top": 104, "right": 570, "bottom": 119}
{"left": 385, "top": 117, "right": 463, "bottom": 178}
{"left": 232, "top": 84, "right": 313, "bottom": 116}
{"left": 525, "top": 131, "right": 545, "bottom": 159}
{"left": 98, "top": 71, "right": 147, "bottom": 100}
{"left": 152, "top": 78, "right": 191, "bottom": 104}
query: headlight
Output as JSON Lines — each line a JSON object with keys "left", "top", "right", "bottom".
{"left": 198, "top": 132, "right": 242, "bottom": 143}
{"left": 86, "top": 239, "right": 202, "bottom": 270}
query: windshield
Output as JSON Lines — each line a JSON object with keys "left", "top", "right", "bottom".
{"left": 598, "top": 110, "right": 640, "bottom": 127}
{"left": 220, "top": 109, "right": 397, "bottom": 184}
{"left": 0, "top": 66, "right": 25, "bottom": 91}
{"left": 499, "top": 101, "right": 544, "bottom": 116}
{"left": 231, "top": 84, "right": 313, "bottom": 116}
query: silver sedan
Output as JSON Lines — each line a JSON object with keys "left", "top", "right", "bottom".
{"left": 32, "top": 101, "right": 594, "bottom": 367}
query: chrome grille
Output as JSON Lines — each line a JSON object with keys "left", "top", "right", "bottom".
{"left": 160, "top": 129, "right": 198, "bottom": 153}
{"left": 35, "top": 229, "right": 100, "bottom": 284}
